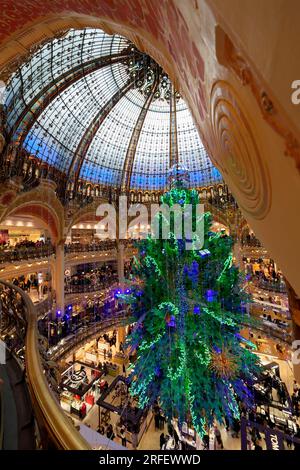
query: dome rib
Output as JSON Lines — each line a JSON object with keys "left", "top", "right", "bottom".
{"left": 69, "top": 75, "right": 137, "bottom": 186}
{"left": 4, "top": 27, "right": 222, "bottom": 191}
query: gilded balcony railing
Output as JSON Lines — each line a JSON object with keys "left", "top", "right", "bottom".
{"left": 0, "top": 244, "right": 55, "bottom": 265}
{"left": 0, "top": 386, "right": 3, "bottom": 450}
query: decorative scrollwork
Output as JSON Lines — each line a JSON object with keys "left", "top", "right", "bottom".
{"left": 210, "top": 81, "right": 271, "bottom": 220}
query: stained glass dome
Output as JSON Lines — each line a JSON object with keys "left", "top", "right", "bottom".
{"left": 5, "top": 28, "right": 221, "bottom": 191}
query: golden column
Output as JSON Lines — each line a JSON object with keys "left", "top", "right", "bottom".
{"left": 286, "top": 280, "right": 300, "bottom": 384}
{"left": 54, "top": 240, "right": 65, "bottom": 316}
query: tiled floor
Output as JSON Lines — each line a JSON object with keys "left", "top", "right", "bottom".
{"left": 61, "top": 351, "right": 298, "bottom": 450}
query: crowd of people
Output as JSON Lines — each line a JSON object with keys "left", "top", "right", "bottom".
{"left": 244, "top": 257, "right": 286, "bottom": 292}
{"left": 11, "top": 273, "right": 50, "bottom": 296}
{"left": 40, "top": 293, "right": 131, "bottom": 347}
{"left": 64, "top": 238, "right": 134, "bottom": 254}
{"left": 64, "top": 240, "right": 117, "bottom": 254}
{"left": 0, "top": 238, "right": 54, "bottom": 263}
{"left": 151, "top": 368, "right": 300, "bottom": 451}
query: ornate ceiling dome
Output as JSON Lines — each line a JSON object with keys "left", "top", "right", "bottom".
{"left": 5, "top": 28, "right": 221, "bottom": 191}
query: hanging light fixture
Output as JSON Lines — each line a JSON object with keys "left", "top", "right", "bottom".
{"left": 125, "top": 44, "right": 181, "bottom": 102}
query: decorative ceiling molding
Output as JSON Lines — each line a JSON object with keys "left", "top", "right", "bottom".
{"left": 215, "top": 25, "right": 300, "bottom": 172}
{"left": 0, "top": 179, "right": 64, "bottom": 243}
{"left": 210, "top": 80, "right": 271, "bottom": 220}
{"left": 69, "top": 76, "right": 137, "bottom": 185}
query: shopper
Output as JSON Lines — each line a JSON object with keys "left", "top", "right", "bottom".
{"left": 254, "top": 440, "right": 263, "bottom": 451}
{"left": 106, "top": 424, "right": 115, "bottom": 441}
{"left": 202, "top": 434, "right": 209, "bottom": 450}
{"left": 160, "top": 433, "right": 166, "bottom": 449}
{"left": 224, "top": 416, "right": 230, "bottom": 431}
{"left": 98, "top": 425, "right": 105, "bottom": 435}
{"left": 173, "top": 427, "right": 180, "bottom": 448}
{"left": 154, "top": 413, "right": 160, "bottom": 430}
{"left": 158, "top": 413, "right": 165, "bottom": 430}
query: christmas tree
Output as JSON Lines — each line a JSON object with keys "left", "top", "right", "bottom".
{"left": 121, "top": 172, "right": 260, "bottom": 436}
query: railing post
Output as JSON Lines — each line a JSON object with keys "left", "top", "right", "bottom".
{"left": 285, "top": 279, "right": 300, "bottom": 384}
{"left": 53, "top": 242, "right": 65, "bottom": 317}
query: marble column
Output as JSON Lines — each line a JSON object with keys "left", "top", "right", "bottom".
{"left": 54, "top": 242, "right": 65, "bottom": 317}
{"left": 117, "top": 242, "right": 125, "bottom": 284}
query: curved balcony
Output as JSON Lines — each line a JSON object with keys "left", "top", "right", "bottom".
{"left": 253, "top": 278, "right": 287, "bottom": 294}
{"left": 64, "top": 241, "right": 117, "bottom": 254}
{"left": 0, "top": 240, "right": 134, "bottom": 265}
{"left": 245, "top": 319, "right": 292, "bottom": 345}
{"left": 0, "top": 245, "right": 55, "bottom": 265}
{"left": 241, "top": 238, "right": 262, "bottom": 248}
{"left": 0, "top": 279, "right": 90, "bottom": 449}
{"left": 0, "top": 242, "right": 136, "bottom": 282}
{"left": 0, "top": 384, "right": 3, "bottom": 449}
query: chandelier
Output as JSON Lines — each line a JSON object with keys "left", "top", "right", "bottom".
{"left": 125, "top": 45, "right": 180, "bottom": 103}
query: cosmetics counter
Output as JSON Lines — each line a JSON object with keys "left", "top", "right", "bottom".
{"left": 249, "top": 361, "right": 299, "bottom": 436}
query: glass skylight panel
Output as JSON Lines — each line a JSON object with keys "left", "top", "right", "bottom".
{"left": 6, "top": 27, "right": 222, "bottom": 189}
{"left": 5, "top": 28, "right": 129, "bottom": 132}
{"left": 23, "top": 63, "right": 128, "bottom": 172}
{"left": 131, "top": 99, "right": 170, "bottom": 189}
{"left": 177, "top": 102, "right": 222, "bottom": 186}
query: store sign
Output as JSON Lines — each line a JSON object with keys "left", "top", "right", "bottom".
{"left": 0, "top": 301, "right": 6, "bottom": 363}
{"left": 265, "top": 428, "right": 284, "bottom": 450}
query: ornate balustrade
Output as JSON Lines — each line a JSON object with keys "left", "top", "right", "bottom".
{"left": 64, "top": 241, "right": 117, "bottom": 254}
{"left": 241, "top": 239, "right": 262, "bottom": 248}
{"left": 64, "top": 239, "right": 133, "bottom": 254}
{"left": 252, "top": 278, "right": 287, "bottom": 294}
{"left": 0, "top": 245, "right": 54, "bottom": 264}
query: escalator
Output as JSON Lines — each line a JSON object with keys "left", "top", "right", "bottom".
{"left": 0, "top": 349, "right": 36, "bottom": 450}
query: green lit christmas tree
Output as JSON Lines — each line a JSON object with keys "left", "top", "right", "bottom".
{"left": 122, "top": 169, "right": 260, "bottom": 436}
